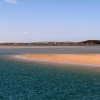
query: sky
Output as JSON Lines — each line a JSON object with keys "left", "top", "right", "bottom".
{"left": 0, "top": 0, "right": 100, "bottom": 42}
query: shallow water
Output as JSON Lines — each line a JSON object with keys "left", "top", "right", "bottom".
{"left": 0, "top": 46, "right": 100, "bottom": 100}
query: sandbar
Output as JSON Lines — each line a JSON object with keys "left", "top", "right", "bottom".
{"left": 19, "top": 54, "right": 100, "bottom": 65}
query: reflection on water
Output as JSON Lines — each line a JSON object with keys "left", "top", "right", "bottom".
{"left": 0, "top": 46, "right": 100, "bottom": 100}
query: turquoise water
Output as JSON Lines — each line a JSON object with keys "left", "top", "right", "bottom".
{"left": 0, "top": 46, "right": 100, "bottom": 100}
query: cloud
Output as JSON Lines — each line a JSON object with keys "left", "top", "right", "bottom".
{"left": 22, "top": 32, "right": 29, "bottom": 35}
{"left": 5, "top": 0, "right": 18, "bottom": 4}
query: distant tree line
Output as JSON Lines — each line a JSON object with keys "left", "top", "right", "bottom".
{"left": 0, "top": 40, "right": 100, "bottom": 46}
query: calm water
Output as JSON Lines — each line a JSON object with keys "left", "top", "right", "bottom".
{"left": 0, "top": 46, "right": 100, "bottom": 100}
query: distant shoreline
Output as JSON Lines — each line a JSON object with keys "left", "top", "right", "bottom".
{"left": 0, "top": 40, "right": 100, "bottom": 46}
{"left": 19, "top": 54, "right": 100, "bottom": 65}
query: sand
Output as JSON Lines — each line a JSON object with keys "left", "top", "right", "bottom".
{"left": 20, "top": 54, "right": 100, "bottom": 65}
{"left": 0, "top": 46, "right": 71, "bottom": 48}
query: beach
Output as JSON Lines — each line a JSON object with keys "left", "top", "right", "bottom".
{"left": 1, "top": 46, "right": 100, "bottom": 99}
{"left": 20, "top": 54, "right": 100, "bottom": 65}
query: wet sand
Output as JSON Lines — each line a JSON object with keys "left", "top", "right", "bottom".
{"left": 0, "top": 46, "right": 75, "bottom": 48}
{"left": 20, "top": 54, "right": 100, "bottom": 65}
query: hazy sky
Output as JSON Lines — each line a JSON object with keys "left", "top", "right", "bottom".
{"left": 0, "top": 0, "right": 100, "bottom": 42}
